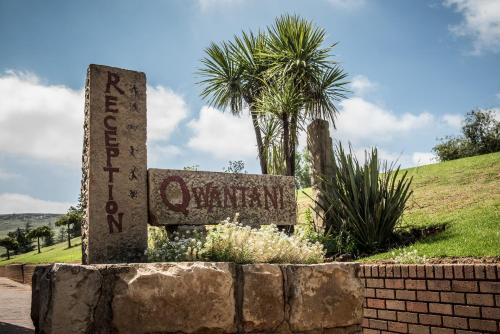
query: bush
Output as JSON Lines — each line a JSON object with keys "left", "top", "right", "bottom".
{"left": 147, "top": 216, "right": 325, "bottom": 264}
{"left": 312, "top": 144, "right": 413, "bottom": 256}
{"left": 391, "top": 247, "right": 427, "bottom": 264}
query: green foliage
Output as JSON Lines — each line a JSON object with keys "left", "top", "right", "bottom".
{"left": 7, "top": 226, "right": 33, "bottom": 254}
{"left": 56, "top": 206, "right": 83, "bottom": 248}
{"left": 295, "top": 149, "right": 312, "bottom": 189}
{"left": 391, "top": 247, "right": 428, "bottom": 264}
{"left": 27, "top": 226, "right": 53, "bottom": 254}
{"left": 311, "top": 144, "right": 413, "bottom": 255}
{"left": 222, "top": 160, "right": 246, "bottom": 173}
{"left": 0, "top": 237, "right": 18, "bottom": 260}
{"left": 433, "top": 109, "right": 500, "bottom": 161}
{"left": 147, "top": 216, "right": 325, "bottom": 264}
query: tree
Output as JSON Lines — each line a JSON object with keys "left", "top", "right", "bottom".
{"left": 0, "top": 237, "right": 18, "bottom": 260}
{"left": 27, "top": 226, "right": 53, "bottom": 254}
{"left": 199, "top": 32, "right": 269, "bottom": 174}
{"left": 223, "top": 160, "right": 246, "bottom": 173}
{"left": 295, "top": 148, "right": 312, "bottom": 189}
{"left": 56, "top": 206, "right": 83, "bottom": 248}
{"left": 8, "top": 226, "right": 33, "bottom": 254}
{"left": 257, "top": 15, "right": 348, "bottom": 176}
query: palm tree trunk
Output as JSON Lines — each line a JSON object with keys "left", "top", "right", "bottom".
{"left": 282, "top": 113, "right": 292, "bottom": 176}
{"left": 37, "top": 237, "right": 40, "bottom": 254}
{"left": 290, "top": 113, "right": 298, "bottom": 176}
{"left": 250, "top": 109, "right": 268, "bottom": 174}
{"left": 6, "top": 248, "right": 10, "bottom": 260}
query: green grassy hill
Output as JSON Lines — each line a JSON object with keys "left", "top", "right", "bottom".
{"left": 298, "top": 152, "right": 500, "bottom": 260}
{"left": 0, "top": 237, "right": 81, "bottom": 265}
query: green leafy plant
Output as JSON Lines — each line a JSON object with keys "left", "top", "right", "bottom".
{"left": 27, "top": 226, "right": 53, "bottom": 254}
{"left": 311, "top": 144, "right": 413, "bottom": 255}
{"left": 391, "top": 247, "right": 427, "bottom": 264}
{"left": 0, "top": 237, "right": 18, "bottom": 260}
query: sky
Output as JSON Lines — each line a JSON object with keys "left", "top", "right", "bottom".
{"left": 0, "top": 0, "right": 499, "bottom": 213}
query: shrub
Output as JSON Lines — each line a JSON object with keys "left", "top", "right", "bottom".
{"left": 312, "top": 144, "right": 413, "bottom": 256}
{"left": 147, "top": 216, "right": 325, "bottom": 264}
{"left": 391, "top": 247, "right": 427, "bottom": 264}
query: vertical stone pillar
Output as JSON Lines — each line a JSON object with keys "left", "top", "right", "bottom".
{"left": 81, "top": 64, "right": 148, "bottom": 264}
{"left": 307, "top": 119, "right": 335, "bottom": 232}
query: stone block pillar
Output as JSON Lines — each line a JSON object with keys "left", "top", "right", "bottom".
{"left": 81, "top": 64, "right": 148, "bottom": 264}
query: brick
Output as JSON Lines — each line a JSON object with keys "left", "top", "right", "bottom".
{"left": 429, "top": 303, "right": 452, "bottom": 315}
{"left": 474, "top": 265, "right": 485, "bottom": 279}
{"left": 401, "top": 265, "right": 409, "bottom": 278}
{"left": 397, "top": 312, "right": 418, "bottom": 324}
{"left": 362, "top": 279, "right": 367, "bottom": 288}
{"left": 364, "top": 265, "right": 372, "bottom": 277}
{"left": 454, "top": 305, "right": 480, "bottom": 317}
{"left": 482, "top": 306, "right": 500, "bottom": 319}
{"left": 416, "top": 265, "right": 426, "bottom": 278}
{"left": 479, "top": 281, "right": 500, "bottom": 293}
{"left": 452, "top": 280, "right": 478, "bottom": 292}
{"left": 363, "top": 329, "right": 380, "bottom": 334}
{"left": 455, "top": 331, "right": 482, "bottom": 334}
{"left": 379, "top": 310, "right": 397, "bottom": 321}
{"left": 377, "top": 289, "right": 395, "bottom": 299}
{"left": 367, "top": 278, "right": 385, "bottom": 288}
{"left": 406, "top": 280, "right": 426, "bottom": 290}
{"left": 386, "top": 266, "right": 394, "bottom": 278}
{"left": 366, "top": 288, "right": 376, "bottom": 298}
{"left": 417, "top": 291, "right": 440, "bottom": 302}
{"left": 364, "top": 308, "right": 378, "bottom": 318}
{"left": 370, "top": 319, "right": 388, "bottom": 330}
{"left": 394, "top": 265, "right": 401, "bottom": 278}
{"left": 386, "top": 279, "right": 405, "bottom": 289}
{"left": 407, "top": 301, "right": 428, "bottom": 313}
{"left": 397, "top": 290, "right": 416, "bottom": 301}
{"left": 434, "top": 266, "right": 443, "bottom": 279}
{"left": 379, "top": 266, "right": 386, "bottom": 277}
{"left": 469, "top": 318, "right": 498, "bottom": 332}
{"left": 463, "top": 265, "right": 474, "bottom": 279}
{"left": 443, "top": 265, "right": 454, "bottom": 279}
{"left": 427, "top": 280, "right": 451, "bottom": 291}
{"left": 430, "top": 328, "right": 453, "bottom": 334}
{"left": 466, "top": 293, "right": 494, "bottom": 306}
{"left": 425, "top": 265, "right": 434, "bottom": 278}
{"left": 485, "top": 265, "right": 496, "bottom": 280}
{"left": 362, "top": 318, "right": 370, "bottom": 328}
{"left": 388, "top": 321, "right": 408, "bottom": 333}
{"left": 408, "top": 324, "right": 430, "bottom": 334}
{"left": 419, "top": 314, "right": 441, "bottom": 326}
{"left": 496, "top": 295, "right": 500, "bottom": 306}
{"left": 367, "top": 298, "right": 386, "bottom": 309}
{"left": 386, "top": 300, "right": 406, "bottom": 310}
{"left": 372, "top": 266, "right": 379, "bottom": 277}
{"left": 453, "top": 265, "right": 464, "bottom": 279}
{"left": 442, "top": 316, "right": 468, "bottom": 329}
{"left": 409, "top": 265, "right": 417, "bottom": 278}
{"left": 440, "top": 292, "right": 465, "bottom": 304}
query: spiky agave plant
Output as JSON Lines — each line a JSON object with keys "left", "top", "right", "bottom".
{"left": 312, "top": 144, "right": 413, "bottom": 255}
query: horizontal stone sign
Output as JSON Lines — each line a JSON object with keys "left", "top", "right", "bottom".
{"left": 148, "top": 169, "right": 296, "bottom": 226}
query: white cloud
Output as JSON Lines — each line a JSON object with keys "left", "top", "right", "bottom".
{"left": 147, "top": 85, "right": 188, "bottom": 142}
{"left": 328, "top": 0, "right": 366, "bottom": 10}
{"left": 0, "top": 193, "right": 73, "bottom": 214}
{"left": 444, "top": 0, "right": 500, "bottom": 54}
{"left": 187, "top": 106, "right": 256, "bottom": 159}
{"left": 350, "top": 75, "right": 378, "bottom": 96}
{"left": 442, "top": 113, "right": 463, "bottom": 128}
{"left": 412, "top": 152, "right": 437, "bottom": 166}
{"left": 148, "top": 144, "right": 182, "bottom": 167}
{"left": 0, "top": 168, "right": 19, "bottom": 180}
{"left": 333, "top": 97, "right": 434, "bottom": 143}
{"left": 0, "top": 71, "right": 186, "bottom": 166}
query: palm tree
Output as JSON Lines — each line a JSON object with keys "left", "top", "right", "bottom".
{"left": 258, "top": 15, "right": 348, "bottom": 176}
{"left": 27, "top": 226, "right": 52, "bottom": 254}
{"left": 199, "top": 32, "right": 269, "bottom": 174}
{"left": 0, "top": 237, "right": 18, "bottom": 260}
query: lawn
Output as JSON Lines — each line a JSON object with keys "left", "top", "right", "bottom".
{"left": 297, "top": 152, "right": 500, "bottom": 260}
{"left": 0, "top": 237, "right": 82, "bottom": 265}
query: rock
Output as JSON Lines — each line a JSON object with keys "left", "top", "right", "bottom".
{"left": 240, "top": 264, "right": 284, "bottom": 332}
{"left": 111, "top": 262, "right": 237, "bottom": 334}
{"left": 285, "top": 263, "right": 364, "bottom": 332}
{"left": 31, "top": 264, "right": 102, "bottom": 334}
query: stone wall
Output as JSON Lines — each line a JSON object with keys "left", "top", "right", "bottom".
{"left": 31, "top": 262, "right": 364, "bottom": 334}
{"left": 360, "top": 264, "right": 500, "bottom": 334}
{"left": 0, "top": 264, "right": 49, "bottom": 285}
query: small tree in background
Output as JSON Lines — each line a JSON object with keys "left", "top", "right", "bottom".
{"left": 8, "top": 226, "right": 33, "bottom": 254}
{"left": 223, "top": 160, "right": 246, "bottom": 173}
{"left": 0, "top": 237, "right": 18, "bottom": 260}
{"left": 295, "top": 149, "right": 312, "bottom": 189}
{"left": 27, "top": 226, "right": 53, "bottom": 254}
{"left": 56, "top": 206, "right": 83, "bottom": 248}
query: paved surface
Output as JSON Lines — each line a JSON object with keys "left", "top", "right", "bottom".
{"left": 0, "top": 278, "right": 34, "bottom": 334}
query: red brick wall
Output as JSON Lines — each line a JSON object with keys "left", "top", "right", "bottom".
{"left": 360, "top": 264, "right": 500, "bottom": 334}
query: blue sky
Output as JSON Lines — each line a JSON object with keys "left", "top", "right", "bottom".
{"left": 0, "top": 0, "right": 499, "bottom": 213}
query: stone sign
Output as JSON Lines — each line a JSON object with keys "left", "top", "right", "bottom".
{"left": 148, "top": 169, "right": 296, "bottom": 226}
{"left": 81, "top": 64, "right": 148, "bottom": 264}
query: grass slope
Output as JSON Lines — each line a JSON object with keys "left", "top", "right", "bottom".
{"left": 298, "top": 152, "right": 500, "bottom": 260}
{"left": 0, "top": 237, "right": 81, "bottom": 265}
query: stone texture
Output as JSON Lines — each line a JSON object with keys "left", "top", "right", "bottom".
{"left": 81, "top": 64, "right": 148, "bottom": 264}
{"left": 111, "top": 262, "right": 237, "bottom": 334}
{"left": 31, "top": 264, "right": 102, "bottom": 334}
{"left": 286, "top": 263, "right": 364, "bottom": 332}
{"left": 148, "top": 169, "right": 296, "bottom": 226}
{"left": 240, "top": 264, "right": 285, "bottom": 332}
